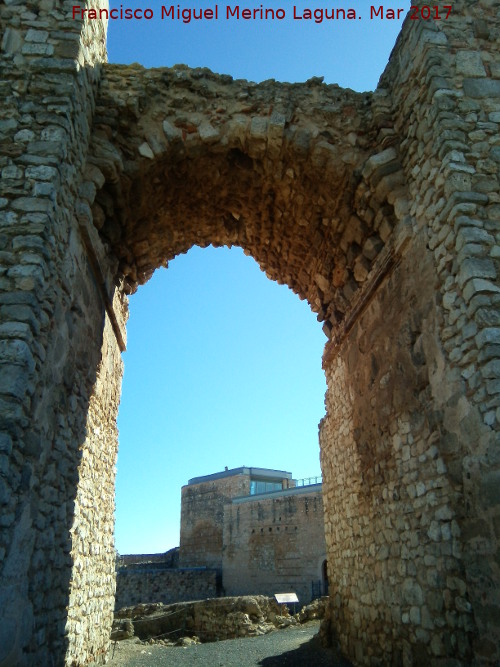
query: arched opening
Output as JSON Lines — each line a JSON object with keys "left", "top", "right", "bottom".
{"left": 62, "top": 64, "right": 411, "bottom": 663}
{"left": 114, "top": 244, "right": 327, "bottom": 559}
{"left": 2, "top": 3, "right": 499, "bottom": 666}
{"left": 88, "top": 68, "right": 405, "bottom": 338}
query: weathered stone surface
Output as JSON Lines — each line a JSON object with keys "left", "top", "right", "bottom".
{"left": 0, "top": 0, "right": 499, "bottom": 665}
{"left": 114, "top": 595, "right": 294, "bottom": 644}
{"left": 115, "top": 566, "right": 218, "bottom": 611}
{"left": 222, "top": 483, "right": 327, "bottom": 604}
{"left": 117, "top": 472, "right": 326, "bottom": 609}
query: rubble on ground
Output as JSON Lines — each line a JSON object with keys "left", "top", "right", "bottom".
{"left": 111, "top": 595, "right": 327, "bottom": 646}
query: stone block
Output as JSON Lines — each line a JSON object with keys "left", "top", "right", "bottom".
{"left": 402, "top": 580, "right": 424, "bottom": 606}
{"left": 249, "top": 117, "right": 268, "bottom": 140}
{"left": 486, "top": 379, "right": 500, "bottom": 396}
{"left": 1, "top": 28, "right": 22, "bottom": 55}
{"left": 463, "top": 279, "right": 500, "bottom": 303}
{"left": 25, "top": 29, "right": 49, "bottom": 43}
{"left": 198, "top": 122, "right": 220, "bottom": 143}
{"left": 25, "top": 165, "right": 59, "bottom": 181}
{"left": 22, "top": 43, "right": 54, "bottom": 56}
{"left": 476, "top": 328, "right": 500, "bottom": 349}
{"left": 11, "top": 197, "right": 53, "bottom": 213}
{"left": 458, "top": 258, "right": 496, "bottom": 288}
{"left": 29, "top": 57, "right": 77, "bottom": 72}
{"left": 162, "top": 120, "right": 182, "bottom": 141}
{"left": 481, "top": 360, "right": 500, "bottom": 379}
{"left": 362, "top": 147, "right": 398, "bottom": 180}
{"left": 456, "top": 52, "right": 487, "bottom": 77}
{"left": 0, "top": 119, "right": 18, "bottom": 134}
{"left": 463, "top": 79, "right": 500, "bottom": 98}
{"left": 138, "top": 142, "right": 154, "bottom": 159}
{"left": 480, "top": 471, "right": 500, "bottom": 508}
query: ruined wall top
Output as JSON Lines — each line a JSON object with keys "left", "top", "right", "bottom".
{"left": 84, "top": 62, "right": 409, "bottom": 338}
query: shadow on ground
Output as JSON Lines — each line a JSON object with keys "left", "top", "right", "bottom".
{"left": 259, "top": 635, "right": 353, "bottom": 667}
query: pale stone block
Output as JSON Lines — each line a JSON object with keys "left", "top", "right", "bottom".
{"left": 162, "top": 120, "right": 182, "bottom": 141}
{"left": 456, "top": 51, "right": 487, "bottom": 77}
{"left": 198, "top": 121, "right": 220, "bottom": 143}
{"left": 138, "top": 142, "right": 154, "bottom": 159}
{"left": 463, "top": 278, "right": 500, "bottom": 303}
{"left": 458, "top": 257, "right": 496, "bottom": 288}
{"left": 463, "top": 78, "right": 500, "bottom": 98}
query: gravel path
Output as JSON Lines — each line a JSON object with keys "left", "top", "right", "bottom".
{"left": 107, "top": 621, "right": 353, "bottom": 667}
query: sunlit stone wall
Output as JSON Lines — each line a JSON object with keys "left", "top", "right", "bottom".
{"left": 0, "top": 1, "right": 498, "bottom": 665}
{"left": 222, "top": 486, "right": 327, "bottom": 604}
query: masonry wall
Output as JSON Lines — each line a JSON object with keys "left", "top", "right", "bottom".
{"left": 179, "top": 474, "right": 251, "bottom": 569}
{"left": 320, "top": 3, "right": 500, "bottom": 664}
{"left": 0, "top": 1, "right": 499, "bottom": 665}
{"left": 0, "top": 2, "right": 126, "bottom": 666}
{"left": 321, "top": 237, "right": 475, "bottom": 664}
{"left": 385, "top": 13, "right": 500, "bottom": 665}
{"left": 119, "top": 549, "right": 179, "bottom": 568}
{"left": 114, "top": 567, "right": 218, "bottom": 610}
{"left": 222, "top": 488, "right": 327, "bottom": 605}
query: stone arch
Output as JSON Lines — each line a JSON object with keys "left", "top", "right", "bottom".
{"left": 0, "top": 2, "right": 499, "bottom": 666}
{"left": 80, "top": 65, "right": 410, "bottom": 340}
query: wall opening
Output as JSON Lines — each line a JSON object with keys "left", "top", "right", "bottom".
{"left": 114, "top": 244, "right": 327, "bottom": 557}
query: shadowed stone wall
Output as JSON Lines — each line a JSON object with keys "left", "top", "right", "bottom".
{"left": 0, "top": 1, "right": 499, "bottom": 665}
{"left": 0, "top": 1, "right": 122, "bottom": 665}
{"left": 319, "top": 9, "right": 500, "bottom": 664}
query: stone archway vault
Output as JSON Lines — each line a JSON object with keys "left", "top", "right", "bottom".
{"left": 0, "top": 1, "right": 499, "bottom": 666}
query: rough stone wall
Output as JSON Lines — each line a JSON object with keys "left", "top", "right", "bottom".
{"left": 222, "top": 487, "right": 327, "bottom": 604}
{"left": 320, "top": 2, "right": 500, "bottom": 665}
{"left": 321, "top": 240, "right": 475, "bottom": 665}
{"left": 0, "top": 2, "right": 126, "bottom": 666}
{"left": 89, "top": 62, "right": 406, "bottom": 338}
{"left": 385, "top": 9, "right": 500, "bottom": 663}
{"left": 63, "top": 314, "right": 123, "bottom": 666}
{"left": 179, "top": 473, "right": 250, "bottom": 568}
{"left": 0, "top": 1, "right": 498, "bottom": 666}
{"left": 114, "top": 567, "right": 218, "bottom": 610}
{"left": 115, "top": 595, "right": 285, "bottom": 643}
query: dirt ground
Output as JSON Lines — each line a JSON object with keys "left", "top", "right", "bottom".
{"left": 106, "top": 620, "right": 353, "bottom": 666}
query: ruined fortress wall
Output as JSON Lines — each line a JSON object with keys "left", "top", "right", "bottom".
{"left": 387, "top": 9, "right": 500, "bottom": 664}
{"left": 320, "top": 4, "right": 500, "bottom": 665}
{"left": 179, "top": 473, "right": 251, "bottom": 569}
{"left": 0, "top": 2, "right": 125, "bottom": 665}
{"left": 114, "top": 567, "right": 218, "bottom": 610}
{"left": 222, "top": 489, "right": 326, "bottom": 604}
{"left": 321, "top": 237, "right": 472, "bottom": 664}
{"left": 0, "top": 1, "right": 498, "bottom": 666}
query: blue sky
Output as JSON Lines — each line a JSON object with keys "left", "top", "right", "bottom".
{"left": 106, "top": 0, "right": 405, "bottom": 554}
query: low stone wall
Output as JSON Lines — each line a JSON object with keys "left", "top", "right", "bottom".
{"left": 115, "top": 567, "right": 218, "bottom": 610}
{"left": 113, "top": 596, "right": 302, "bottom": 643}
{"left": 118, "top": 548, "right": 179, "bottom": 568}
